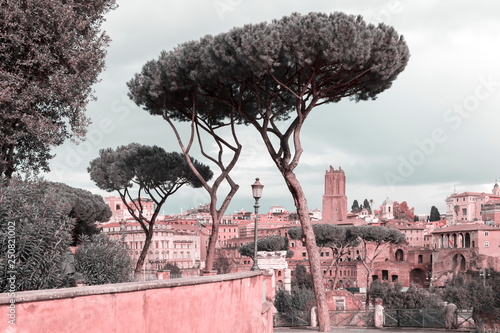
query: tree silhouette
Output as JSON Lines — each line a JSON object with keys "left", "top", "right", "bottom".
{"left": 352, "top": 200, "right": 360, "bottom": 213}
{"left": 128, "top": 12, "right": 409, "bottom": 330}
{"left": 288, "top": 224, "right": 360, "bottom": 291}
{"left": 430, "top": 206, "right": 441, "bottom": 221}
{"left": 354, "top": 225, "right": 405, "bottom": 305}
{"left": 88, "top": 143, "right": 212, "bottom": 279}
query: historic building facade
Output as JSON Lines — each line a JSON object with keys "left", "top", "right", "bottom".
{"left": 445, "top": 183, "right": 500, "bottom": 225}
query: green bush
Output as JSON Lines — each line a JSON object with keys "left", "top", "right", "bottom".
{"left": 0, "top": 177, "right": 75, "bottom": 291}
{"left": 74, "top": 234, "right": 134, "bottom": 285}
{"left": 274, "top": 287, "right": 316, "bottom": 325}
{"left": 238, "top": 235, "right": 292, "bottom": 258}
{"left": 370, "top": 280, "right": 441, "bottom": 309}
{"left": 292, "top": 264, "right": 314, "bottom": 290}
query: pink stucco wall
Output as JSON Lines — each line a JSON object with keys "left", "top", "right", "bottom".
{"left": 0, "top": 272, "right": 268, "bottom": 333}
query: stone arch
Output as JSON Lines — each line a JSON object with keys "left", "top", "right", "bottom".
{"left": 328, "top": 279, "right": 334, "bottom": 289}
{"left": 395, "top": 249, "right": 404, "bottom": 261}
{"left": 338, "top": 280, "right": 344, "bottom": 289}
{"left": 464, "top": 233, "right": 471, "bottom": 248}
{"left": 410, "top": 268, "right": 426, "bottom": 288}
{"left": 452, "top": 253, "right": 466, "bottom": 271}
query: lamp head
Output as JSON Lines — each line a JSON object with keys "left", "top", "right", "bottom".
{"left": 251, "top": 178, "right": 264, "bottom": 200}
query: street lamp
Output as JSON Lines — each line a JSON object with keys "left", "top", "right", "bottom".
{"left": 250, "top": 178, "right": 264, "bottom": 271}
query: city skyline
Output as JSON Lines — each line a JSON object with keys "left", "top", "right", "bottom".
{"left": 42, "top": 0, "right": 500, "bottom": 215}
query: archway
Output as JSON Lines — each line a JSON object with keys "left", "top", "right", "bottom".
{"left": 395, "top": 249, "right": 404, "bottom": 261}
{"left": 452, "top": 254, "right": 466, "bottom": 271}
{"left": 276, "top": 280, "right": 284, "bottom": 290}
{"left": 337, "top": 280, "right": 344, "bottom": 290}
{"left": 410, "top": 268, "right": 426, "bottom": 287}
{"left": 327, "top": 279, "right": 334, "bottom": 290}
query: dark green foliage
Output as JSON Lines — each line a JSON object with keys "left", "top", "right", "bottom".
{"left": 288, "top": 224, "right": 360, "bottom": 250}
{"left": 275, "top": 287, "right": 316, "bottom": 325}
{"left": 128, "top": 12, "right": 409, "bottom": 125}
{"left": 88, "top": 143, "right": 213, "bottom": 276}
{"left": 89, "top": 144, "right": 213, "bottom": 193}
{"left": 430, "top": 206, "right": 441, "bottom": 222}
{"left": 238, "top": 235, "right": 290, "bottom": 258}
{"left": 292, "top": 264, "right": 314, "bottom": 290}
{"left": 363, "top": 199, "right": 372, "bottom": 213}
{"left": 74, "top": 234, "right": 134, "bottom": 285}
{"left": 0, "top": 0, "right": 117, "bottom": 178}
{"left": 162, "top": 262, "right": 182, "bottom": 278}
{"left": 355, "top": 225, "right": 406, "bottom": 245}
{"left": 0, "top": 177, "right": 75, "bottom": 292}
{"left": 438, "top": 273, "right": 496, "bottom": 314}
{"left": 213, "top": 250, "right": 233, "bottom": 274}
{"left": 352, "top": 200, "right": 360, "bottom": 213}
{"left": 414, "top": 215, "right": 420, "bottom": 222}
{"left": 370, "top": 280, "right": 441, "bottom": 309}
{"left": 49, "top": 182, "right": 111, "bottom": 245}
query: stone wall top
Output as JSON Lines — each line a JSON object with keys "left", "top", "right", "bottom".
{"left": 0, "top": 271, "right": 262, "bottom": 305}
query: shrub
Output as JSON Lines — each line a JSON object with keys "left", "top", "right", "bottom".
{"left": 0, "top": 177, "right": 75, "bottom": 291}
{"left": 161, "top": 262, "right": 182, "bottom": 278}
{"left": 292, "top": 264, "right": 314, "bottom": 290}
{"left": 238, "top": 235, "right": 292, "bottom": 258}
{"left": 370, "top": 280, "right": 441, "bottom": 309}
{"left": 74, "top": 234, "right": 134, "bottom": 285}
{"left": 274, "top": 287, "right": 316, "bottom": 325}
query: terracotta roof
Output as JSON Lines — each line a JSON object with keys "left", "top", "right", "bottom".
{"left": 431, "top": 223, "right": 499, "bottom": 233}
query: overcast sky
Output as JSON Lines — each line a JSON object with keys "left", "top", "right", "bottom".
{"left": 44, "top": 0, "right": 500, "bottom": 216}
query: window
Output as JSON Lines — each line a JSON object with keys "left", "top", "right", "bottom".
{"left": 485, "top": 241, "right": 489, "bottom": 248}
{"left": 418, "top": 255, "right": 423, "bottom": 263}
{"left": 485, "top": 231, "right": 489, "bottom": 236}
{"left": 116, "top": 204, "right": 121, "bottom": 210}
{"left": 302, "top": 252, "right": 306, "bottom": 257}
{"left": 462, "top": 208, "right": 467, "bottom": 215}
{"left": 335, "top": 298, "right": 346, "bottom": 311}
{"left": 382, "top": 270, "right": 388, "bottom": 281}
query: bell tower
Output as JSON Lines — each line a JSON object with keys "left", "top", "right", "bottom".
{"left": 322, "top": 166, "right": 347, "bottom": 222}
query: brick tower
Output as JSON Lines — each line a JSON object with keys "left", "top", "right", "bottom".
{"left": 322, "top": 166, "right": 347, "bottom": 222}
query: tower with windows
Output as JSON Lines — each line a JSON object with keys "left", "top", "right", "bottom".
{"left": 322, "top": 166, "right": 347, "bottom": 222}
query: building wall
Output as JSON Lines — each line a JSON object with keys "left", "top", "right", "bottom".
{"left": 101, "top": 222, "right": 201, "bottom": 274}
{"left": 0, "top": 272, "right": 267, "bottom": 333}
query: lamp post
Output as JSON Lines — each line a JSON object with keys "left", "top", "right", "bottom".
{"left": 250, "top": 178, "right": 264, "bottom": 271}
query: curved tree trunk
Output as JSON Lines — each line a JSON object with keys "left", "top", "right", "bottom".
{"left": 283, "top": 171, "right": 331, "bottom": 332}
{"left": 205, "top": 197, "right": 220, "bottom": 271}
{"left": 134, "top": 227, "right": 153, "bottom": 280}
